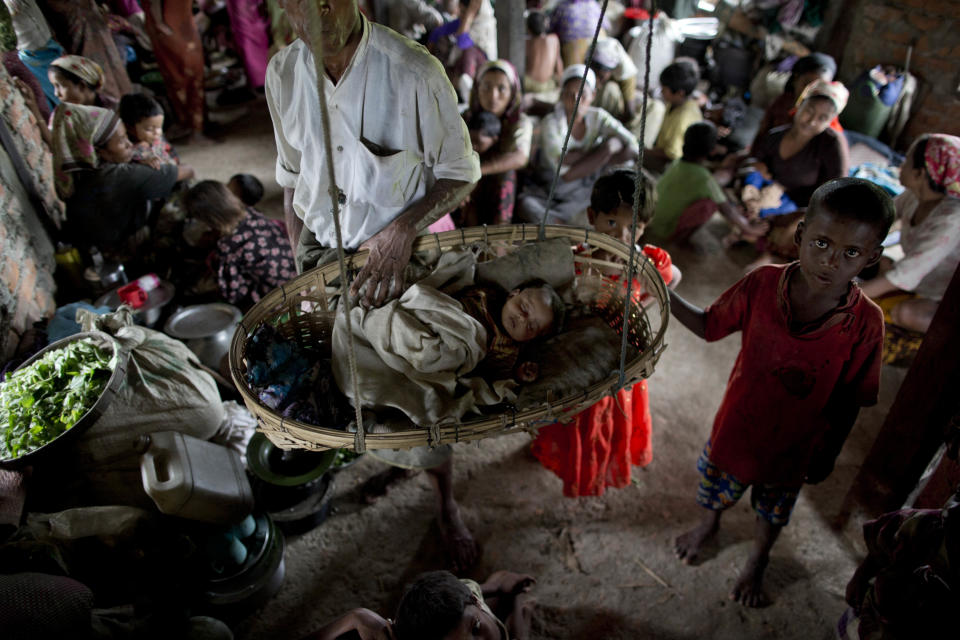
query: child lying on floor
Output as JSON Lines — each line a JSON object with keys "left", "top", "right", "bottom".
{"left": 301, "top": 570, "right": 535, "bottom": 640}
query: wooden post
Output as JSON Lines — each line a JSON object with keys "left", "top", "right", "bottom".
{"left": 843, "top": 262, "right": 960, "bottom": 518}
{"left": 495, "top": 0, "right": 525, "bottom": 74}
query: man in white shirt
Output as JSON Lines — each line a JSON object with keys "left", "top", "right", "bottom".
{"left": 267, "top": 0, "right": 479, "bottom": 308}
{"left": 267, "top": 0, "right": 481, "bottom": 571}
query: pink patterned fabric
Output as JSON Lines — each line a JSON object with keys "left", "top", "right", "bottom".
{"left": 216, "top": 209, "right": 297, "bottom": 306}
{"left": 923, "top": 134, "right": 960, "bottom": 198}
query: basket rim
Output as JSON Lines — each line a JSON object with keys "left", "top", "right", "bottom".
{"left": 229, "top": 224, "right": 670, "bottom": 450}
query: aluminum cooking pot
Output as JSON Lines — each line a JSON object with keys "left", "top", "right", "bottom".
{"left": 164, "top": 303, "right": 243, "bottom": 370}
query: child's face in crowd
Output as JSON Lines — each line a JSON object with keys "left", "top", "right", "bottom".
{"left": 470, "top": 129, "right": 499, "bottom": 154}
{"left": 501, "top": 286, "right": 554, "bottom": 342}
{"left": 477, "top": 70, "right": 512, "bottom": 117}
{"left": 48, "top": 71, "right": 95, "bottom": 105}
{"left": 440, "top": 600, "right": 502, "bottom": 640}
{"left": 99, "top": 123, "right": 134, "bottom": 164}
{"left": 793, "top": 98, "right": 835, "bottom": 139}
{"left": 560, "top": 79, "right": 593, "bottom": 121}
{"left": 134, "top": 114, "right": 164, "bottom": 145}
{"left": 795, "top": 208, "right": 882, "bottom": 294}
{"left": 589, "top": 201, "right": 645, "bottom": 247}
{"left": 660, "top": 85, "right": 684, "bottom": 106}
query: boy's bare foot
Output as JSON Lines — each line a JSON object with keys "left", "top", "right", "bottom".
{"left": 674, "top": 511, "right": 720, "bottom": 565}
{"left": 730, "top": 552, "right": 769, "bottom": 607}
{"left": 438, "top": 503, "right": 479, "bottom": 572}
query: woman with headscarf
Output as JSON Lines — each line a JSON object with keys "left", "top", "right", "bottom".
{"left": 746, "top": 79, "right": 850, "bottom": 260}
{"left": 860, "top": 134, "right": 960, "bottom": 334}
{"left": 752, "top": 80, "right": 850, "bottom": 207}
{"left": 459, "top": 59, "right": 533, "bottom": 225}
{"left": 48, "top": 55, "right": 117, "bottom": 110}
{"left": 52, "top": 102, "right": 193, "bottom": 259}
{"left": 753, "top": 52, "right": 838, "bottom": 151}
{"left": 39, "top": 0, "right": 132, "bottom": 102}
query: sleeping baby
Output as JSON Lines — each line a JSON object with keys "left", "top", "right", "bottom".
{"left": 456, "top": 280, "right": 564, "bottom": 383}
{"left": 332, "top": 252, "right": 566, "bottom": 428}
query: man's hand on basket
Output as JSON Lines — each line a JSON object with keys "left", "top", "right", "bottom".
{"left": 351, "top": 217, "right": 416, "bottom": 308}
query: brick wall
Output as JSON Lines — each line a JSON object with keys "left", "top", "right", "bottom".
{"left": 831, "top": 0, "right": 960, "bottom": 148}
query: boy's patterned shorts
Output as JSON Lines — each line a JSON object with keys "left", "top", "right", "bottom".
{"left": 695, "top": 441, "right": 801, "bottom": 526}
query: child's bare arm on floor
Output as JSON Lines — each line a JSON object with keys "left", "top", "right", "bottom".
{"left": 299, "top": 608, "right": 394, "bottom": 640}
{"left": 669, "top": 289, "right": 707, "bottom": 338}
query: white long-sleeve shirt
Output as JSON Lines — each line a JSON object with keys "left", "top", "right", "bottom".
{"left": 265, "top": 15, "right": 479, "bottom": 250}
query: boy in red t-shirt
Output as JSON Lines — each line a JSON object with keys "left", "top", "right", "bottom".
{"left": 669, "top": 177, "right": 895, "bottom": 606}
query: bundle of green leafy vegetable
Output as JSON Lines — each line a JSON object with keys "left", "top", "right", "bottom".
{"left": 0, "top": 338, "right": 118, "bottom": 460}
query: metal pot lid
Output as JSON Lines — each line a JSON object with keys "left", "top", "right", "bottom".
{"left": 246, "top": 433, "right": 335, "bottom": 486}
{"left": 164, "top": 303, "right": 242, "bottom": 339}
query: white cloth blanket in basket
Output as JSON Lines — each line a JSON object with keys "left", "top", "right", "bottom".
{"left": 331, "top": 250, "right": 516, "bottom": 428}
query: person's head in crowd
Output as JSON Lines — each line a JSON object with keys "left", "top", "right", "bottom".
{"left": 471, "top": 60, "right": 522, "bottom": 122}
{"left": 682, "top": 120, "right": 718, "bottom": 164}
{"left": 527, "top": 10, "right": 548, "bottom": 36}
{"left": 278, "top": 0, "right": 360, "bottom": 53}
{"left": 588, "top": 168, "right": 656, "bottom": 246}
{"left": 589, "top": 38, "right": 619, "bottom": 87}
{"left": 900, "top": 134, "right": 960, "bottom": 200}
{"left": 51, "top": 103, "right": 133, "bottom": 198}
{"left": 48, "top": 55, "right": 105, "bottom": 106}
{"left": 183, "top": 180, "right": 248, "bottom": 242}
{"left": 227, "top": 173, "right": 265, "bottom": 207}
{"left": 559, "top": 64, "right": 595, "bottom": 121}
{"left": 788, "top": 53, "right": 837, "bottom": 97}
{"left": 793, "top": 79, "right": 848, "bottom": 140}
{"left": 500, "top": 279, "right": 565, "bottom": 342}
{"left": 659, "top": 57, "right": 699, "bottom": 106}
{"left": 119, "top": 93, "right": 165, "bottom": 146}
{"left": 467, "top": 110, "right": 502, "bottom": 154}
{"left": 796, "top": 178, "right": 894, "bottom": 292}
{"left": 394, "top": 571, "right": 501, "bottom": 640}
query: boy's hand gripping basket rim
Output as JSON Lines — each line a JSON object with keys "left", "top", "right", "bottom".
{"left": 228, "top": 224, "right": 670, "bottom": 452}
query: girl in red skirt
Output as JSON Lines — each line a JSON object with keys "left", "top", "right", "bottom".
{"left": 531, "top": 169, "right": 679, "bottom": 496}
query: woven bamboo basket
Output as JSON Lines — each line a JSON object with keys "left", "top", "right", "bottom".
{"left": 229, "top": 224, "right": 669, "bottom": 451}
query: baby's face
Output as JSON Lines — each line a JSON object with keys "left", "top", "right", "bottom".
{"left": 470, "top": 130, "right": 499, "bottom": 154}
{"left": 501, "top": 286, "right": 554, "bottom": 342}
{"left": 591, "top": 202, "right": 645, "bottom": 247}
{"left": 134, "top": 114, "right": 164, "bottom": 145}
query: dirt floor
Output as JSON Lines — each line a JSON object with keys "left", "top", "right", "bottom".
{"left": 181, "top": 100, "right": 907, "bottom": 640}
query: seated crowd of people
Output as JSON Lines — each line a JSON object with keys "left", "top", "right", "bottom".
{"left": 2, "top": 2, "right": 958, "bottom": 639}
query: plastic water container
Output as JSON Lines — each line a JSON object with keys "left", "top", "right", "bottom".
{"left": 141, "top": 431, "right": 254, "bottom": 524}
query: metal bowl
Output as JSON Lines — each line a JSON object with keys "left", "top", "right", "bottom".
{"left": 165, "top": 303, "right": 243, "bottom": 369}
{"left": 0, "top": 331, "right": 129, "bottom": 469}
{"left": 95, "top": 280, "right": 175, "bottom": 327}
